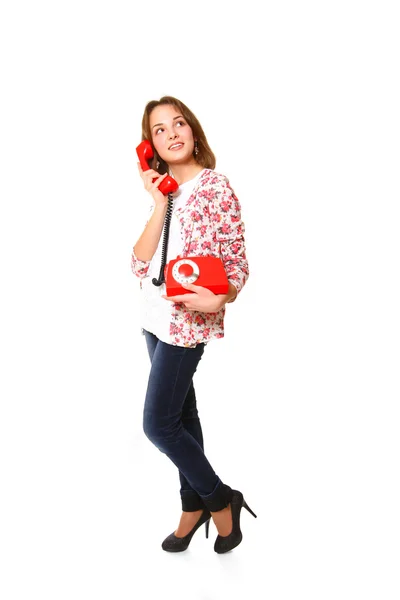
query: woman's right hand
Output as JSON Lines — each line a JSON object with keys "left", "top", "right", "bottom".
{"left": 137, "top": 162, "right": 169, "bottom": 207}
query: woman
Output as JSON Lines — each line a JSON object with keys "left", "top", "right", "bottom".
{"left": 131, "top": 96, "right": 256, "bottom": 553}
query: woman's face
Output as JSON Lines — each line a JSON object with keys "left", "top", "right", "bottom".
{"left": 149, "top": 104, "right": 195, "bottom": 166}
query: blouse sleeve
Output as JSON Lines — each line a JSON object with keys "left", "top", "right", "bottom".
{"left": 130, "top": 204, "right": 153, "bottom": 279}
{"left": 211, "top": 177, "right": 249, "bottom": 296}
{"left": 131, "top": 247, "right": 151, "bottom": 278}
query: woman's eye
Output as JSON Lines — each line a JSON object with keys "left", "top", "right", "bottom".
{"left": 176, "top": 121, "right": 185, "bottom": 127}
{"left": 155, "top": 127, "right": 164, "bottom": 134}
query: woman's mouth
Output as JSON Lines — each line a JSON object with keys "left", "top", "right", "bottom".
{"left": 169, "top": 143, "right": 184, "bottom": 151}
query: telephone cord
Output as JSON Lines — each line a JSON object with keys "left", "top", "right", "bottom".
{"left": 152, "top": 193, "right": 174, "bottom": 286}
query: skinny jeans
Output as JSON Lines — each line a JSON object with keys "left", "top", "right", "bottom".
{"left": 142, "top": 329, "right": 232, "bottom": 512}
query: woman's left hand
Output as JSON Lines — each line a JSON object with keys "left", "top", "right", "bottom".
{"left": 162, "top": 283, "right": 226, "bottom": 313}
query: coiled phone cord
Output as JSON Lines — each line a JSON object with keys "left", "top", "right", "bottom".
{"left": 152, "top": 193, "right": 174, "bottom": 286}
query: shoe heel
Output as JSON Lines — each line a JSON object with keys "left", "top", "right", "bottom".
{"left": 205, "top": 518, "right": 210, "bottom": 538}
{"left": 243, "top": 499, "right": 257, "bottom": 518}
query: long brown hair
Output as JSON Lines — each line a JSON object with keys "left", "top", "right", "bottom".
{"left": 141, "top": 96, "right": 216, "bottom": 174}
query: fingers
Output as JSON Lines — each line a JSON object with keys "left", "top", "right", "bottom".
{"left": 180, "top": 283, "right": 197, "bottom": 292}
{"left": 137, "top": 162, "right": 159, "bottom": 177}
{"left": 162, "top": 293, "right": 197, "bottom": 310}
{"left": 140, "top": 167, "right": 163, "bottom": 179}
{"left": 145, "top": 172, "right": 167, "bottom": 191}
{"left": 162, "top": 293, "right": 195, "bottom": 303}
{"left": 181, "top": 283, "right": 214, "bottom": 298}
{"left": 162, "top": 285, "right": 210, "bottom": 303}
{"left": 137, "top": 165, "right": 163, "bottom": 180}
{"left": 137, "top": 164, "right": 168, "bottom": 194}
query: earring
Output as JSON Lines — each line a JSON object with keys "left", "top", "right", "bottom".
{"left": 194, "top": 140, "right": 199, "bottom": 156}
{"left": 156, "top": 160, "right": 160, "bottom": 169}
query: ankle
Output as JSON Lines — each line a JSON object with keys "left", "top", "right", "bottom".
{"left": 211, "top": 504, "right": 232, "bottom": 536}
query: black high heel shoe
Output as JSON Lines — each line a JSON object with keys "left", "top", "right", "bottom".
{"left": 161, "top": 509, "right": 211, "bottom": 552}
{"left": 213, "top": 490, "right": 257, "bottom": 554}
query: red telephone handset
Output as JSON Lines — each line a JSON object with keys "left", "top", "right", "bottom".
{"left": 136, "top": 140, "right": 179, "bottom": 195}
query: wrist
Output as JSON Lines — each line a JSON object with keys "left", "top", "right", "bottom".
{"left": 153, "top": 202, "right": 168, "bottom": 214}
{"left": 216, "top": 283, "right": 237, "bottom": 309}
{"left": 225, "top": 282, "right": 238, "bottom": 304}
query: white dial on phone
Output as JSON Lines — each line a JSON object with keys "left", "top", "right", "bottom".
{"left": 172, "top": 259, "right": 200, "bottom": 284}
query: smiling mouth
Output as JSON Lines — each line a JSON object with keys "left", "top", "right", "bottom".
{"left": 169, "top": 143, "right": 183, "bottom": 150}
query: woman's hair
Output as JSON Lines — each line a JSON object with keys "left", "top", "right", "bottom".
{"left": 141, "top": 96, "right": 216, "bottom": 173}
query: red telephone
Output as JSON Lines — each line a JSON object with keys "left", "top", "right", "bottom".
{"left": 164, "top": 256, "right": 229, "bottom": 296}
{"left": 137, "top": 140, "right": 228, "bottom": 296}
{"left": 136, "top": 140, "right": 179, "bottom": 195}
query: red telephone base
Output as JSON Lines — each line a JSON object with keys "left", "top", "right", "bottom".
{"left": 165, "top": 256, "right": 229, "bottom": 296}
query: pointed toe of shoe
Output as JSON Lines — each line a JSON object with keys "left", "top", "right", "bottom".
{"left": 161, "top": 510, "right": 211, "bottom": 552}
{"left": 214, "top": 531, "right": 243, "bottom": 554}
{"left": 162, "top": 532, "right": 190, "bottom": 552}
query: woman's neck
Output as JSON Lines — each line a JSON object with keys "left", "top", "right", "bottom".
{"left": 169, "top": 162, "right": 204, "bottom": 186}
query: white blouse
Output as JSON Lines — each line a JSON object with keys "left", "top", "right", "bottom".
{"left": 139, "top": 170, "right": 205, "bottom": 344}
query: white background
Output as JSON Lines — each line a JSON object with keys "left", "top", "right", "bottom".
{"left": 1, "top": 1, "right": 399, "bottom": 599}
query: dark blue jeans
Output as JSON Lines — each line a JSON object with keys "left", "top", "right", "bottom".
{"left": 142, "top": 330, "right": 232, "bottom": 512}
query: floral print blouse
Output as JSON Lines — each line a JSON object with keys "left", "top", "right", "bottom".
{"left": 131, "top": 169, "right": 249, "bottom": 347}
